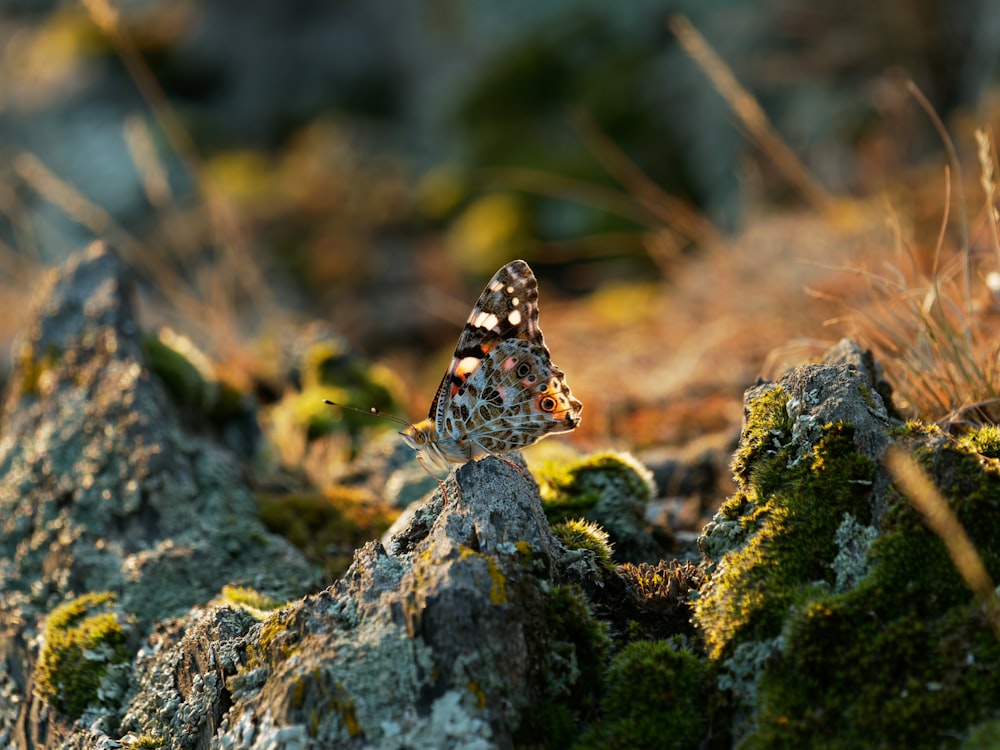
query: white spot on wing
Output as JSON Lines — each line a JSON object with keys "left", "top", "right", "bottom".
{"left": 508, "top": 309, "right": 522, "bottom": 326}
{"left": 456, "top": 356, "right": 482, "bottom": 376}
{"left": 506, "top": 285, "right": 515, "bottom": 294}
{"left": 510, "top": 297, "right": 520, "bottom": 306}
{"left": 471, "top": 310, "right": 500, "bottom": 331}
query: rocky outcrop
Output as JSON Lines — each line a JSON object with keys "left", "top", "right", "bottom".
{"left": 0, "top": 243, "right": 317, "bottom": 748}
{"left": 5, "top": 243, "right": 1000, "bottom": 750}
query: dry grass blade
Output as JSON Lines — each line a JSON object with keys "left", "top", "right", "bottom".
{"left": 907, "top": 82, "right": 971, "bottom": 308}
{"left": 668, "top": 14, "right": 834, "bottom": 215}
{"left": 568, "top": 110, "right": 723, "bottom": 248}
{"left": 975, "top": 128, "right": 1000, "bottom": 267}
{"left": 81, "top": 0, "right": 276, "bottom": 322}
{"left": 883, "top": 445, "right": 1000, "bottom": 641}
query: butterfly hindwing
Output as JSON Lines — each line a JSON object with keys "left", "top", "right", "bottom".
{"left": 442, "top": 339, "right": 582, "bottom": 456}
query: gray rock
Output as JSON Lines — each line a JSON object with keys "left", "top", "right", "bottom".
{"left": 114, "top": 455, "right": 605, "bottom": 749}
{"left": 0, "top": 243, "right": 318, "bottom": 749}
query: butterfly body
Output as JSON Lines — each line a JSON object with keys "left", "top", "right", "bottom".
{"left": 400, "top": 260, "right": 582, "bottom": 475}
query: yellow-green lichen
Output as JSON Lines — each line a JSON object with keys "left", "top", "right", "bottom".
{"left": 457, "top": 545, "right": 508, "bottom": 605}
{"left": 245, "top": 609, "right": 299, "bottom": 671}
{"left": 34, "top": 591, "right": 131, "bottom": 718}
{"left": 15, "top": 342, "right": 62, "bottom": 399}
{"left": 220, "top": 585, "right": 285, "bottom": 619}
{"left": 467, "top": 680, "right": 487, "bottom": 709}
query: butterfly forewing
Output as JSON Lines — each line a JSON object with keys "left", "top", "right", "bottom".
{"left": 428, "top": 259, "right": 542, "bottom": 425}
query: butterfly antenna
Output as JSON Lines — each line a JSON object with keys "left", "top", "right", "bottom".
{"left": 322, "top": 399, "right": 412, "bottom": 428}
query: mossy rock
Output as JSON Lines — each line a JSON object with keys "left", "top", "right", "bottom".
{"left": 696, "top": 418, "right": 875, "bottom": 660}
{"left": 516, "top": 583, "right": 611, "bottom": 748}
{"left": 698, "top": 376, "right": 1000, "bottom": 748}
{"left": 743, "top": 434, "right": 1000, "bottom": 748}
{"left": 540, "top": 451, "right": 664, "bottom": 563}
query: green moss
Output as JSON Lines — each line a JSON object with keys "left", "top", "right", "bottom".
{"left": 143, "top": 331, "right": 251, "bottom": 425}
{"left": 516, "top": 584, "right": 610, "bottom": 748}
{"left": 298, "top": 340, "right": 405, "bottom": 440}
{"left": 730, "top": 385, "right": 792, "bottom": 486}
{"left": 732, "top": 431, "right": 1000, "bottom": 747}
{"left": 34, "top": 592, "right": 131, "bottom": 718}
{"left": 964, "top": 718, "right": 1000, "bottom": 749}
{"left": 957, "top": 424, "right": 1000, "bottom": 459}
{"left": 695, "top": 421, "right": 874, "bottom": 659}
{"left": 577, "top": 639, "right": 711, "bottom": 750}
{"left": 552, "top": 518, "right": 615, "bottom": 569}
{"left": 541, "top": 452, "right": 654, "bottom": 514}
{"left": 540, "top": 451, "right": 660, "bottom": 562}
{"left": 123, "top": 736, "right": 165, "bottom": 749}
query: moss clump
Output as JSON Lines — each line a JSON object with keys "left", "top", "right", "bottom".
{"left": 540, "top": 451, "right": 660, "bottom": 562}
{"left": 144, "top": 330, "right": 250, "bottom": 426}
{"left": 957, "top": 424, "right": 1000, "bottom": 459}
{"left": 577, "top": 639, "right": 711, "bottom": 750}
{"left": 34, "top": 592, "right": 131, "bottom": 718}
{"left": 730, "top": 385, "right": 792, "bottom": 485}
{"left": 552, "top": 518, "right": 615, "bottom": 569}
{"left": 516, "top": 584, "right": 610, "bottom": 747}
{"left": 696, "top": 420, "right": 874, "bottom": 659}
{"left": 296, "top": 339, "right": 405, "bottom": 441}
{"left": 123, "top": 736, "right": 165, "bottom": 749}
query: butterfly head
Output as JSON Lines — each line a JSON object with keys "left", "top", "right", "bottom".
{"left": 400, "top": 418, "right": 454, "bottom": 474}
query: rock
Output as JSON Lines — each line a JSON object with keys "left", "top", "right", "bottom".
{"left": 693, "top": 339, "right": 1000, "bottom": 748}
{"left": 0, "top": 243, "right": 318, "bottom": 748}
{"left": 120, "top": 455, "right": 611, "bottom": 749}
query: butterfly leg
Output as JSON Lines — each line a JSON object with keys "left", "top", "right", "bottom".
{"left": 417, "top": 453, "right": 453, "bottom": 504}
{"left": 470, "top": 440, "right": 527, "bottom": 478}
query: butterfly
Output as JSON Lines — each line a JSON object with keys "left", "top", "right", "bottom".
{"left": 327, "top": 260, "right": 582, "bottom": 481}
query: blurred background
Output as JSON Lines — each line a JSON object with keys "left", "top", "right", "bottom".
{"left": 2, "top": 0, "right": 1000, "bottom": 474}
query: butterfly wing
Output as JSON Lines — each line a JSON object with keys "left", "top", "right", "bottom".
{"left": 428, "top": 259, "right": 542, "bottom": 427}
